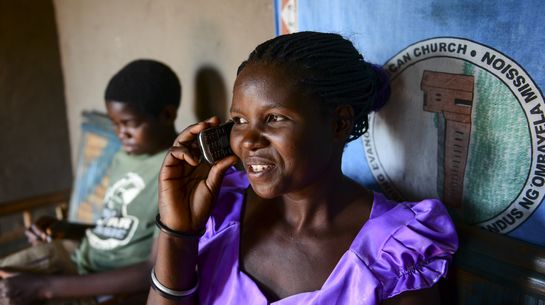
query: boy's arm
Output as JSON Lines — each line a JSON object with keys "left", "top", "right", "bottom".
{"left": 0, "top": 238, "right": 158, "bottom": 305}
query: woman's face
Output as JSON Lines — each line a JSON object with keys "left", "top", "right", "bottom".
{"left": 230, "top": 63, "right": 337, "bottom": 199}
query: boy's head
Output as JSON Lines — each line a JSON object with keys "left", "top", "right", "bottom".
{"left": 105, "top": 59, "right": 181, "bottom": 155}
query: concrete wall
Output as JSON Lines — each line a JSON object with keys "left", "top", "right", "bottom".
{"left": 53, "top": 0, "right": 275, "bottom": 166}
{"left": 0, "top": 0, "right": 72, "bottom": 202}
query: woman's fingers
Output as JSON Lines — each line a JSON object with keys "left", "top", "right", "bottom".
{"left": 164, "top": 146, "right": 201, "bottom": 168}
{"left": 205, "top": 116, "right": 220, "bottom": 124}
{"left": 189, "top": 155, "right": 238, "bottom": 224}
{"left": 173, "top": 117, "right": 221, "bottom": 146}
{"left": 205, "top": 155, "right": 239, "bottom": 193}
{"left": 163, "top": 117, "right": 225, "bottom": 172}
{"left": 158, "top": 117, "right": 230, "bottom": 230}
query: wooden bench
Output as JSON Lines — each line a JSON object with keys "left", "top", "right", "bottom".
{"left": 0, "top": 111, "right": 119, "bottom": 257}
{"left": 0, "top": 190, "right": 70, "bottom": 256}
{"left": 441, "top": 222, "right": 545, "bottom": 304}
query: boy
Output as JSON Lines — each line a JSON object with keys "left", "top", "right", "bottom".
{"left": 0, "top": 59, "right": 180, "bottom": 305}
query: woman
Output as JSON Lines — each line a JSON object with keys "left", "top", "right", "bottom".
{"left": 147, "top": 31, "right": 458, "bottom": 305}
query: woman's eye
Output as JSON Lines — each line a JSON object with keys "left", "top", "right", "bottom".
{"left": 232, "top": 117, "right": 248, "bottom": 124}
{"left": 266, "top": 114, "right": 286, "bottom": 123}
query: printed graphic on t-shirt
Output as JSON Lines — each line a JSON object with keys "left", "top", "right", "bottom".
{"left": 87, "top": 172, "right": 144, "bottom": 250}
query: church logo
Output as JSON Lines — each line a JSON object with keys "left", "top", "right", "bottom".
{"left": 364, "top": 37, "right": 544, "bottom": 233}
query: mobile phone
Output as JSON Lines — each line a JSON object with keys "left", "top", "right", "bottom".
{"left": 197, "top": 121, "right": 234, "bottom": 164}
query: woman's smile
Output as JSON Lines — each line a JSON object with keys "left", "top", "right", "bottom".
{"left": 249, "top": 165, "right": 274, "bottom": 173}
{"left": 244, "top": 154, "right": 277, "bottom": 178}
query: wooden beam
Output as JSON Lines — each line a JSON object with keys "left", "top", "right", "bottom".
{"left": 454, "top": 221, "right": 545, "bottom": 297}
{"left": 0, "top": 189, "right": 71, "bottom": 217}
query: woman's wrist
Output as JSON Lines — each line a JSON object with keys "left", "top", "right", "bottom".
{"left": 154, "top": 230, "right": 200, "bottom": 297}
{"left": 155, "top": 214, "right": 205, "bottom": 239}
{"left": 151, "top": 267, "right": 199, "bottom": 300}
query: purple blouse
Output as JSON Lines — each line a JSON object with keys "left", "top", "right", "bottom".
{"left": 197, "top": 169, "right": 458, "bottom": 305}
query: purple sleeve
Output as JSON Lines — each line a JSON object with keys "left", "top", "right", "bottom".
{"left": 367, "top": 198, "right": 459, "bottom": 299}
{"left": 199, "top": 168, "right": 249, "bottom": 248}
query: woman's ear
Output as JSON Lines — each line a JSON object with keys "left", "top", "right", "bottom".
{"left": 160, "top": 105, "right": 178, "bottom": 124}
{"left": 333, "top": 105, "right": 354, "bottom": 140}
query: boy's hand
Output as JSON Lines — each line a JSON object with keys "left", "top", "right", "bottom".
{"left": 0, "top": 270, "right": 48, "bottom": 305}
{"left": 158, "top": 117, "right": 238, "bottom": 233}
{"left": 25, "top": 216, "right": 62, "bottom": 245}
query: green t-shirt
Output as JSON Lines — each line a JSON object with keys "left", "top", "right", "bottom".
{"left": 72, "top": 149, "right": 165, "bottom": 274}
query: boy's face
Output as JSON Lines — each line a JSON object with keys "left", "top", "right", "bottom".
{"left": 106, "top": 101, "right": 166, "bottom": 155}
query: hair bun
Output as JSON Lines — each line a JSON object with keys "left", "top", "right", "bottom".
{"left": 370, "top": 64, "right": 391, "bottom": 111}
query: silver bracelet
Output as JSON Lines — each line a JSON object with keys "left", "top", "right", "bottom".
{"left": 150, "top": 267, "right": 199, "bottom": 299}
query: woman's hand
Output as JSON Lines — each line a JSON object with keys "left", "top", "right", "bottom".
{"left": 158, "top": 117, "right": 238, "bottom": 233}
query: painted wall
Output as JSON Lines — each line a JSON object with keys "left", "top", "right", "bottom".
{"left": 54, "top": 0, "right": 275, "bottom": 167}
{"left": 0, "top": 0, "right": 72, "bottom": 202}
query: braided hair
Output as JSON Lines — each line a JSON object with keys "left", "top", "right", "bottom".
{"left": 237, "top": 31, "right": 390, "bottom": 142}
{"left": 105, "top": 59, "right": 181, "bottom": 118}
